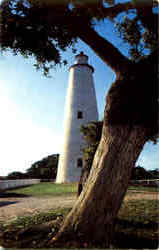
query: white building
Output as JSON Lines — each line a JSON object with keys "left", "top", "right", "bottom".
{"left": 56, "top": 52, "right": 98, "bottom": 183}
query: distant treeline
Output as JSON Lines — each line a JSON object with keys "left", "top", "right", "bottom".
{"left": 1, "top": 121, "right": 159, "bottom": 182}
{"left": 1, "top": 154, "right": 59, "bottom": 180}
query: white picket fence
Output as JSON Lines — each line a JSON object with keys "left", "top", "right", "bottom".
{"left": 0, "top": 179, "right": 40, "bottom": 191}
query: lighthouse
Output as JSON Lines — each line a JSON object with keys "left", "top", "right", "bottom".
{"left": 56, "top": 52, "right": 98, "bottom": 183}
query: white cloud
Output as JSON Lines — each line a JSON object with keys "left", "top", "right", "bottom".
{"left": 0, "top": 84, "right": 62, "bottom": 176}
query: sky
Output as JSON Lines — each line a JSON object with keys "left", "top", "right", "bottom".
{"left": 0, "top": 2, "right": 158, "bottom": 176}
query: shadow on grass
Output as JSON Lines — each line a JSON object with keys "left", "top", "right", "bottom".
{"left": 0, "top": 217, "right": 158, "bottom": 249}
{"left": 0, "top": 192, "right": 30, "bottom": 198}
{"left": 0, "top": 201, "right": 19, "bottom": 207}
{"left": 113, "top": 232, "right": 158, "bottom": 249}
{"left": 113, "top": 218, "right": 158, "bottom": 249}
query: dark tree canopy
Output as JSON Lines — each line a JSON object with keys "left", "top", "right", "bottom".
{"left": 0, "top": 0, "right": 158, "bottom": 138}
{"left": 26, "top": 154, "right": 59, "bottom": 179}
{"left": 0, "top": 0, "right": 158, "bottom": 74}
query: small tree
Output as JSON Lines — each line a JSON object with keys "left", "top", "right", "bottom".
{"left": 78, "top": 121, "right": 103, "bottom": 195}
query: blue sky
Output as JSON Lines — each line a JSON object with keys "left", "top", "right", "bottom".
{"left": 0, "top": 3, "right": 158, "bottom": 176}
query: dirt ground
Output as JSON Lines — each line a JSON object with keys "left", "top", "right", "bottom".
{"left": 0, "top": 191, "right": 158, "bottom": 222}
{"left": 0, "top": 194, "right": 76, "bottom": 221}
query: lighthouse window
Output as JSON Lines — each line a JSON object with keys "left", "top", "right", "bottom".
{"left": 77, "top": 158, "right": 83, "bottom": 168}
{"left": 77, "top": 111, "right": 83, "bottom": 119}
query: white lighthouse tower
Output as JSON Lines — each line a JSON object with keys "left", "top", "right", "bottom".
{"left": 56, "top": 52, "right": 98, "bottom": 183}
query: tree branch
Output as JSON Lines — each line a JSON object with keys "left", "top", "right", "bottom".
{"left": 78, "top": 25, "right": 132, "bottom": 76}
{"left": 38, "top": 6, "right": 132, "bottom": 75}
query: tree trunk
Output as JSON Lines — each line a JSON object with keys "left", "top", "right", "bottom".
{"left": 51, "top": 124, "right": 147, "bottom": 248}
{"left": 50, "top": 55, "right": 156, "bottom": 247}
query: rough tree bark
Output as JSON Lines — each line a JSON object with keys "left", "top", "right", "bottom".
{"left": 50, "top": 53, "right": 157, "bottom": 247}
{"left": 52, "top": 122, "right": 148, "bottom": 247}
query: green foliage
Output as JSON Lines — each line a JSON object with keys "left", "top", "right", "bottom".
{"left": 7, "top": 182, "right": 77, "bottom": 196}
{"left": 115, "top": 12, "right": 158, "bottom": 61}
{"left": 0, "top": 0, "right": 158, "bottom": 76}
{"left": 131, "top": 166, "right": 155, "bottom": 180}
{"left": 78, "top": 121, "right": 102, "bottom": 195}
{"left": 0, "top": 0, "right": 78, "bottom": 76}
{"left": 26, "top": 154, "right": 59, "bottom": 179}
{"left": 1, "top": 208, "right": 70, "bottom": 229}
{"left": 7, "top": 171, "right": 26, "bottom": 179}
{"left": 81, "top": 121, "right": 103, "bottom": 171}
{"left": 116, "top": 17, "right": 142, "bottom": 61}
{"left": 82, "top": 143, "right": 99, "bottom": 171}
{"left": 81, "top": 121, "right": 103, "bottom": 144}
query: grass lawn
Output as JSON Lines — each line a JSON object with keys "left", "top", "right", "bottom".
{"left": 128, "top": 185, "right": 159, "bottom": 192}
{"left": 0, "top": 183, "right": 158, "bottom": 248}
{"left": 7, "top": 182, "right": 78, "bottom": 196}
{"left": 6, "top": 182, "right": 158, "bottom": 197}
